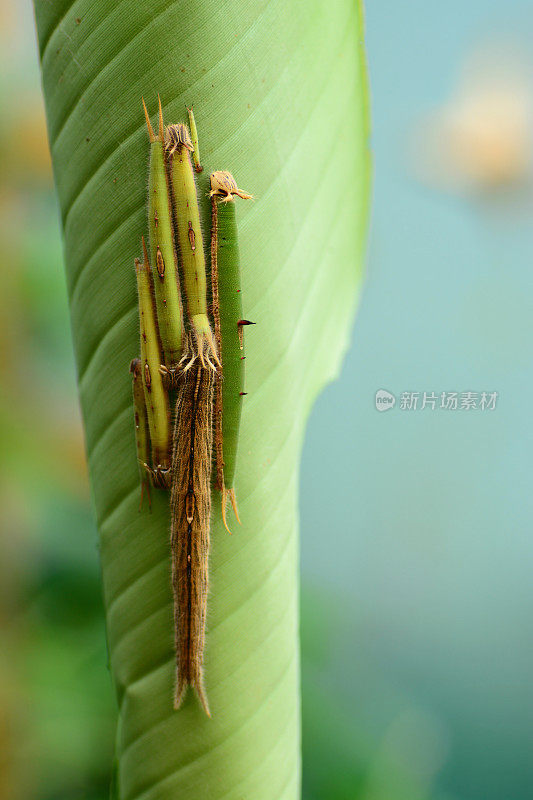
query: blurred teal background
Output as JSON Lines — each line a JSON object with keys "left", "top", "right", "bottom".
{"left": 302, "top": 3, "right": 533, "bottom": 799}
{"left": 1, "top": 0, "right": 532, "bottom": 798}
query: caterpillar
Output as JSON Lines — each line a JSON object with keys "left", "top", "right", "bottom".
{"left": 166, "top": 121, "right": 219, "bottom": 370}
{"left": 171, "top": 356, "right": 214, "bottom": 715}
{"left": 142, "top": 97, "right": 184, "bottom": 385}
{"left": 210, "top": 171, "right": 253, "bottom": 531}
{"left": 134, "top": 238, "right": 171, "bottom": 491}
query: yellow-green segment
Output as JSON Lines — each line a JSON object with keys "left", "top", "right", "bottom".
{"left": 167, "top": 124, "right": 219, "bottom": 368}
{"left": 143, "top": 98, "right": 184, "bottom": 375}
{"left": 215, "top": 199, "right": 245, "bottom": 491}
{"left": 135, "top": 239, "right": 171, "bottom": 480}
{"left": 210, "top": 173, "right": 253, "bottom": 529}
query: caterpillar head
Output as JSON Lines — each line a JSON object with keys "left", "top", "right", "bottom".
{"left": 165, "top": 123, "right": 194, "bottom": 155}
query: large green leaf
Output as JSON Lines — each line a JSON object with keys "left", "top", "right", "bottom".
{"left": 34, "top": 1, "right": 370, "bottom": 797}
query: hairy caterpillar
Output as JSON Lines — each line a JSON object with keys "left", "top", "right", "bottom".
{"left": 166, "top": 122, "right": 219, "bottom": 370}
{"left": 171, "top": 356, "right": 214, "bottom": 715}
{"left": 134, "top": 239, "right": 171, "bottom": 490}
{"left": 210, "top": 171, "right": 253, "bottom": 530}
{"left": 142, "top": 97, "right": 184, "bottom": 385}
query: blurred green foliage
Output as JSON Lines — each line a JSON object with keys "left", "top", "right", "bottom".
{"left": 0, "top": 3, "right": 116, "bottom": 797}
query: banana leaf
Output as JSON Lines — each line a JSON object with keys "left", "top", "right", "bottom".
{"left": 33, "top": 1, "right": 370, "bottom": 797}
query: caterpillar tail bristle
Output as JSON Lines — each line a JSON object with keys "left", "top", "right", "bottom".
{"left": 221, "top": 485, "right": 232, "bottom": 534}
{"left": 157, "top": 94, "right": 164, "bottom": 142}
{"left": 195, "top": 681, "right": 211, "bottom": 717}
{"left": 228, "top": 488, "right": 241, "bottom": 525}
{"left": 142, "top": 97, "right": 155, "bottom": 143}
{"left": 174, "top": 666, "right": 211, "bottom": 718}
{"left": 174, "top": 678, "right": 186, "bottom": 711}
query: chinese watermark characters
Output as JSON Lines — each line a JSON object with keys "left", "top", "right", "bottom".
{"left": 375, "top": 390, "right": 498, "bottom": 412}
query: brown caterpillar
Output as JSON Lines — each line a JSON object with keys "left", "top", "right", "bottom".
{"left": 170, "top": 347, "right": 215, "bottom": 716}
